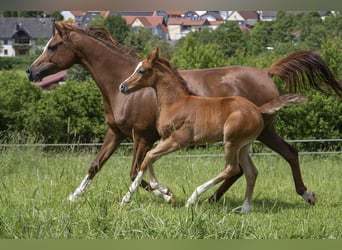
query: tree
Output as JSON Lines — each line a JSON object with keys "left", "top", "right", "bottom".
{"left": 103, "top": 14, "right": 130, "bottom": 44}
{"left": 0, "top": 71, "right": 42, "bottom": 133}
{"left": 246, "top": 21, "right": 273, "bottom": 55}
{"left": 320, "top": 35, "right": 342, "bottom": 78}
{"left": 124, "top": 27, "right": 173, "bottom": 59}
{"left": 51, "top": 11, "right": 64, "bottom": 21}
{"left": 213, "top": 21, "right": 247, "bottom": 57}
{"left": 295, "top": 12, "right": 325, "bottom": 50}
{"left": 171, "top": 33, "right": 226, "bottom": 69}
{"left": 272, "top": 11, "right": 296, "bottom": 44}
{"left": 25, "top": 79, "right": 105, "bottom": 143}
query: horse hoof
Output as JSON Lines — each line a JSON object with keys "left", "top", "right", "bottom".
{"left": 207, "top": 195, "right": 215, "bottom": 204}
{"left": 168, "top": 194, "right": 177, "bottom": 206}
{"left": 303, "top": 191, "right": 316, "bottom": 205}
{"left": 68, "top": 194, "right": 77, "bottom": 202}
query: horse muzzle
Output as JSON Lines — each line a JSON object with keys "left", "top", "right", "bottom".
{"left": 119, "top": 82, "right": 130, "bottom": 94}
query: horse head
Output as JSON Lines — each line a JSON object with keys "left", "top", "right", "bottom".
{"left": 120, "top": 47, "right": 159, "bottom": 94}
{"left": 26, "top": 22, "right": 80, "bottom": 82}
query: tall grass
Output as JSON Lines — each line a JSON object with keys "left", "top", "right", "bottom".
{"left": 0, "top": 145, "right": 341, "bottom": 239}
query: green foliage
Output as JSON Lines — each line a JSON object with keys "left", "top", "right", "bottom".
{"left": 103, "top": 15, "right": 130, "bottom": 44}
{"left": 276, "top": 93, "right": 342, "bottom": 151}
{"left": 320, "top": 35, "right": 342, "bottom": 78}
{"left": 246, "top": 21, "right": 274, "bottom": 55}
{"left": 0, "top": 71, "right": 42, "bottom": 132}
{"left": 64, "top": 65, "right": 91, "bottom": 82}
{"left": 171, "top": 33, "right": 226, "bottom": 69}
{"left": 1, "top": 12, "right": 341, "bottom": 146}
{"left": 27, "top": 79, "right": 106, "bottom": 143}
{"left": 0, "top": 56, "right": 36, "bottom": 70}
{"left": 213, "top": 21, "right": 247, "bottom": 57}
{"left": 0, "top": 73, "right": 105, "bottom": 143}
{"left": 124, "top": 28, "right": 173, "bottom": 59}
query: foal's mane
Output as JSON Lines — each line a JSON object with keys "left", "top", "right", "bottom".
{"left": 62, "top": 23, "right": 139, "bottom": 59}
{"left": 156, "top": 57, "right": 196, "bottom": 95}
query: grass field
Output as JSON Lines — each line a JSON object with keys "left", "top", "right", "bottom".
{"left": 0, "top": 145, "right": 341, "bottom": 239}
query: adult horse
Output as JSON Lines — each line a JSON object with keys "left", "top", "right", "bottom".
{"left": 26, "top": 23, "right": 341, "bottom": 205}
{"left": 119, "top": 47, "right": 308, "bottom": 212}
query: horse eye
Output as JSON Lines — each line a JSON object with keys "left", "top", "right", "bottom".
{"left": 138, "top": 69, "right": 145, "bottom": 75}
{"left": 48, "top": 44, "right": 58, "bottom": 51}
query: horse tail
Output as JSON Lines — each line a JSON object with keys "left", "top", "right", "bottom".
{"left": 260, "top": 94, "right": 308, "bottom": 115}
{"left": 268, "top": 50, "right": 342, "bottom": 99}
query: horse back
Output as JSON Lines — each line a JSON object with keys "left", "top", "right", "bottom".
{"left": 180, "top": 66, "right": 279, "bottom": 106}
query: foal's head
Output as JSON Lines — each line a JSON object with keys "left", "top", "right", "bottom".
{"left": 120, "top": 48, "right": 160, "bottom": 94}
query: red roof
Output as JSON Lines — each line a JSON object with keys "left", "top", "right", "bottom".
{"left": 168, "top": 17, "right": 210, "bottom": 26}
{"left": 124, "top": 16, "right": 165, "bottom": 27}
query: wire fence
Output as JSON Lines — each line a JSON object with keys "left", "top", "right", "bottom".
{"left": 0, "top": 139, "right": 341, "bottom": 157}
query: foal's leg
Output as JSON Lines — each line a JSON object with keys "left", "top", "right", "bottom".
{"left": 208, "top": 124, "right": 315, "bottom": 206}
{"left": 130, "top": 133, "right": 175, "bottom": 202}
{"left": 186, "top": 142, "right": 241, "bottom": 207}
{"left": 207, "top": 166, "right": 243, "bottom": 203}
{"left": 121, "top": 137, "right": 180, "bottom": 206}
{"left": 257, "top": 124, "right": 315, "bottom": 205}
{"left": 68, "top": 127, "right": 125, "bottom": 201}
{"left": 238, "top": 144, "right": 258, "bottom": 213}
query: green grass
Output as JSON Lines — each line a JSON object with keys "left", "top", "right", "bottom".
{"left": 0, "top": 145, "right": 341, "bottom": 239}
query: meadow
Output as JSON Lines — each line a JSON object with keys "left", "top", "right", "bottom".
{"left": 0, "top": 144, "right": 341, "bottom": 239}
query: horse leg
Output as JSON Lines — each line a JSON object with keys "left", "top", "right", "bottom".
{"left": 130, "top": 133, "right": 175, "bottom": 203}
{"left": 68, "top": 127, "right": 125, "bottom": 202}
{"left": 207, "top": 166, "right": 243, "bottom": 203}
{"left": 257, "top": 124, "right": 315, "bottom": 205}
{"left": 121, "top": 137, "right": 180, "bottom": 206}
{"left": 186, "top": 142, "right": 241, "bottom": 207}
{"left": 238, "top": 144, "right": 258, "bottom": 213}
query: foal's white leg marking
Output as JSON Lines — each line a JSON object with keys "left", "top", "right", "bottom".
{"left": 185, "top": 180, "right": 215, "bottom": 207}
{"left": 121, "top": 170, "right": 144, "bottom": 206}
{"left": 150, "top": 181, "right": 173, "bottom": 203}
{"left": 68, "top": 174, "right": 91, "bottom": 202}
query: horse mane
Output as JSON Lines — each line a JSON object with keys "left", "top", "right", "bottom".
{"left": 156, "top": 57, "right": 197, "bottom": 96}
{"left": 61, "top": 23, "right": 139, "bottom": 59}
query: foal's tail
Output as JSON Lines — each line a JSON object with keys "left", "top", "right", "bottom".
{"left": 260, "top": 94, "right": 308, "bottom": 115}
{"left": 268, "top": 50, "right": 342, "bottom": 99}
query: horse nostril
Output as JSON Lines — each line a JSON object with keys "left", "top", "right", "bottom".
{"left": 120, "top": 83, "right": 128, "bottom": 93}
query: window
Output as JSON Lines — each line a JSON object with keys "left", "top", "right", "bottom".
{"left": 4, "top": 49, "right": 8, "bottom": 55}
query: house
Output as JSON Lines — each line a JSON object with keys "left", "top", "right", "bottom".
{"left": 259, "top": 11, "right": 278, "bottom": 21}
{"left": 167, "top": 17, "right": 211, "bottom": 40}
{"left": 199, "top": 11, "right": 224, "bottom": 21}
{"left": 124, "top": 16, "right": 169, "bottom": 40}
{"left": 0, "top": 17, "right": 53, "bottom": 57}
{"left": 227, "top": 11, "right": 259, "bottom": 26}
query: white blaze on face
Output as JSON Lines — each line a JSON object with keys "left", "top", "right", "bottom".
{"left": 32, "top": 37, "right": 53, "bottom": 65}
{"left": 123, "top": 61, "right": 143, "bottom": 83}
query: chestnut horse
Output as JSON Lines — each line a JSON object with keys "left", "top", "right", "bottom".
{"left": 119, "top": 48, "right": 307, "bottom": 212}
{"left": 26, "top": 23, "right": 341, "bottom": 205}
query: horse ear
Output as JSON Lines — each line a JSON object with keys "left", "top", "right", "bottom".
{"left": 54, "top": 21, "right": 64, "bottom": 37}
{"left": 148, "top": 47, "right": 159, "bottom": 63}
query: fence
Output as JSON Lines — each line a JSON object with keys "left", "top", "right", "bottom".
{"left": 0, "top": 139, "right": 341, "bottom": 157}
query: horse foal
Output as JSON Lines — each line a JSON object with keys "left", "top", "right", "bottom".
{"left": 119, "top": 48, "right": 307, "bottom": 212}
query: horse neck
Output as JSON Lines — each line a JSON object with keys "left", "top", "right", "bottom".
{"left": 71, "top": 33, "right": 138, "bottom": 96}
{"left": 153, "top": 64, "right": 189, "bottom": 107}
